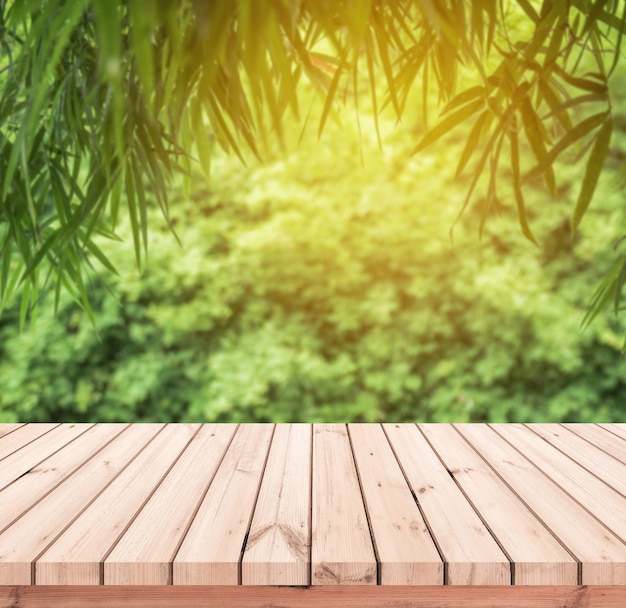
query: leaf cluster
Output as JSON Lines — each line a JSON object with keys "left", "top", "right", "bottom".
{"left": 1, "top": 122, "right": 625, "bottom": 423}
{"left": 0, "top": 0, "right": 625, "bottom": 325}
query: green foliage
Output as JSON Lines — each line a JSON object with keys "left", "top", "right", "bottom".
{"left": 2, "top": 105, "right": 625, "bottom": 423}
{"left": 1, "top": 0, "right": 626, "bottom": 325}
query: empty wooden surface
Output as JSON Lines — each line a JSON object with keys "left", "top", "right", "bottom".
{"left": 0, "top": 423, "right": 625, "bottom": 590}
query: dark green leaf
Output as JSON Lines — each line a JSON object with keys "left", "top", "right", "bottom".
{"left": 525, "top": 111, "right": 608, "bottom": 181}
{"left": 572, "top": 116, "right": 613, "bottom": 232}
{"left": 412, "top": 98, "right": 485, "bottom": 155}
{"left": 455, "top": 110, "right": 489, "bottom": 178}
{"left": 520, "top": 95, "right": 556, "bottom": 195}
{"left": 509, "top": 120, "right": 537, "bottom": 244}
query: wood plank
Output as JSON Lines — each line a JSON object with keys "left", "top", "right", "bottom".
{"left": 311, "top": 424, "right": 376, "bottom": 586}
{"left": 420, "top": 424, "right": 577, "bottom": 585}
{"left": 173, "top": 424, "right": 274, "bottom": 585}
{"left": 0, "top": 424, "right": 26, "bottom": 439}
{"left": 383, "top": 424, "right": 508, "bottom": 585}
{"left": 2, "top": 585, "right": 626, "bottom": 608}
{"left": 349, "top": 424, "right": 442, "bottom": 585}
{"left": 0, "top": 424, "right": 94, "bottom": 491}
{"left": 241, "top": 424, "right": 311, "bottom": 586}
{"left": 493, "top": 424, "right": 626, "bottom": 542}
{"left": 35, "top": 425, "right": 200, "bottom": 585}
{"left": 567, "top": 424, "right": 626, "bottom": 463}
{"left": 0, "top": 425, "right": 59, "bottom": 462}
{"left": 0, "top": 424, "right": 127, "bottom": 534}
{"left": 0, "top": 425, "right": 161, "bottom": 585}
{"left": 456, "top": 424, "right": 626, "bottom": 585}
{"left": 529, "top": 424, "right": 626, "bottom": 497}
{"left": 104, "top": 424, "right": 236, "bottom": 585}
{"left": 602, "top": 424, "right": 626, "bottom": 443}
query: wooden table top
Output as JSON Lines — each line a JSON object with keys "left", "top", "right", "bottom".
{"left": 0, "top": 423, "right": 624, "bottom": 588}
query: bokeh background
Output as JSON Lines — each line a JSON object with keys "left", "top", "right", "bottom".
{"left": 2, "top": 11, "right": 626, "bottom": 424}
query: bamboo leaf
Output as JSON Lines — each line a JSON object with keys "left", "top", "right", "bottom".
{"left": 128, "top": 0, "right": 157, "bottom": 103}
{"left": 442, "top": 86, "right": 486, "bottom": 115}
{"left": 130, "top": 156, "right": 149, "bottom": 261}
{"left": 525, "top": 111, "right": 608, "bottom": 181}
{"left": 517, "top": 0, "right": 540, "bottom": 23}
{"left": 615, "top": 259, "right": 626, "bottom": 316}
{"left": 481, "top": 131, "right": 505, "bottom": 237}
{"left": 83, "top": 238, "right": 119, "bottom": 276}
{"left": 509, "top": 120, "right": 537, "bottom": 244}
{"left": 572, "top": 116, "right": 613, "bottom": 232}
{"left": 192, "top": 101, "right": 212, "bottom": 181}
{"left": 581, "top": 256, "right": 622, "bottom": 330}
{"left": 523, "top": 2, "right": 561, "bottom": 62}
{"left": 93, "top": 0, "right": 124, "bottom": 161}
{"left": 554, "top": 67, "right": 609, "bottom": 94}
{"left": 453, "top": 122, "right": 505, "bottom": 227}
{"left": 412, "top": 98, "right": 485, "bottom": 155}
{"left": 372, "top": 18, "right": 400, "bottom": 118}
{"left": 125, "top": 164, "right": 142, "bottom": 268}
{"left": 541, "top": 93, "right": 607, "bottom": 120}
{"left": 581, "top": 0, "right": 611, "bottom": 35}
{"left": 520, "top": 95, "right": 556, "bottom": 195}
{"left": 318, "top": 49, "right": 348, "bottom": 139}
{"left": 537, "top": 78, "right": 573, "bottom": 133}
{"left": 455, "top": 110, "right": 489, "bottom": 178}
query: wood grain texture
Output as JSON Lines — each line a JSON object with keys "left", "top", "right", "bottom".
{"left": 173, "top": 424, "right": 274, "bottom": 585}
{"left": 0, "top": 424, "right": 59, "bottom": 462}
{"left": 0, "top": 424, "right": 95, "bottom": 492}
{"left": 105, "top": 424, "right": 236, "bottom": 585}
{"left": 1, "top": 585, "right": 625, "bottom": 608}
{"left": 602, "top": 424, "right": 626, "bottom": 443}
{"left": 420, "top": 424, "right": 578, "bottom": 585}
{"left": 457, "top": 424, "right": 626, "bottom": 585}
{"left": 493, "top": 424, "right": 626, "bottom": 542}
{"left": 311, "top": 424, "right": 376, "bottom": 585}
{"left": 0, "top": 425, "right": 25, "bottom": 440}
{"left": 0, "top": 424, "right": 124, "bottom": 535}
{"left": 1, "top": 423, "right": 625, "bottom": 590}
{"left": 529, "top": 424, "right": 626, "bottom": 497}
{"left": 566, "top": 424, "right": 626, "bottom": 463}
{"left": 349, "top": 424, "right": 443, "bottom": 585}
{"left": 242, "top": 424, "right": 311, "bottom": 586}
{"left": 384, "top": 423, "right": 509, "bottom": 585}
{"left": 0, "top": 425, "right": 160, "bottom": 585}
{"left": 36, "top": 425, "right": 200, "bottom": 585}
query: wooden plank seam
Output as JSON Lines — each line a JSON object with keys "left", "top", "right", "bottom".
{"left": 95, "top": 424, "right": 205, "bottom": 585}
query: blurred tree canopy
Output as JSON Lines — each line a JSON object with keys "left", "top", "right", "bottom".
{"left": 2, "top": 114, "right": 626, "bottom": 423}
{"left": 1, "top": 0, "right": 626, "bottom": 324}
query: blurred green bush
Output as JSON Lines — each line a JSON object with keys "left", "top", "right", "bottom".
{"left": 1, "top": 103, "right": 626, "bottom": 423}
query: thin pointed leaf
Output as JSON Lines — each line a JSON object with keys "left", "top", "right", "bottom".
{"left": 541, "top": 93, "right": 607, "bottom": 120}
{"left": 442, "top": 85, "right": 486, "bottom": 115}
{"left": 83, "top": 238, "right": 119, "bottom": 276}
{"left": 412, "top": 98, "right": 485, "bottom": 155}
{"left": 125, "top": 164, "right": 142, "bottom": 268}
{"left": 554, "top": 67, "right": 609, "bottom": 94}
{"left": 509, "top": 120, "right": 537, "bottom": 244}
{"left": 615, "top": 259, "right": 626, "bottom": 316}
{"left": 520, "top": 95, "right": 556, "bottom": 195}
{"left": 317, "top": 50, "right": 348, "bottom": 139}
{"left": 582, "top": 257, "right": 622, "bottom": 330}
{"left": 572, "top": 116, "right": 613, "bottom": 232}
{"left": 455, "top": 110, "right": 489, "bottom": 178}
{"left": 525, "top": 111, "right": 608, "bottom": 181}
{"left": 537, "top": 78, "right": 574, "bottom": 133}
